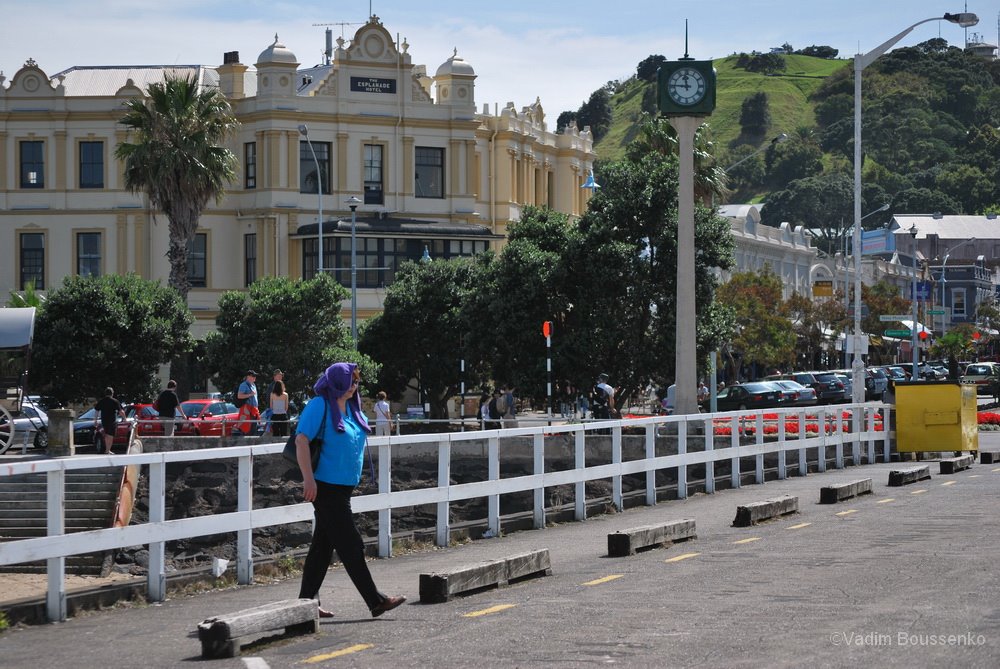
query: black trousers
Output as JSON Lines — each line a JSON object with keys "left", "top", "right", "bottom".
{"left": 298, "top": 480, "right": 386, "bottom": 611}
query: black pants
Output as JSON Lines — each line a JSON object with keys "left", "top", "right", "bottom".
{"left": 298, "top": 480, "right": 386, "bottom": 611}
{"left": 271, "top": 413, "right": 288, "bottom": 437}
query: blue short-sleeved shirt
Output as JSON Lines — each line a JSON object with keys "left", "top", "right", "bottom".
{"left": 297, "top": 398, "right": 368, "bottom": 487}
{"left": 239, "top": 380, "right": 258, "bottom": 408}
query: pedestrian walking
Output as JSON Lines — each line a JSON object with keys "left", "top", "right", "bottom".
{"left": 235, "top": 370, "right": 260, "bottom": 435}
{"left": 269, "top": 380, "right": 290, "bottom": 437}
{"left": 374, "top": 391, "right": 391, "bottom": 437}
{"left": 94, "top": 387, "right": 126, "bottom": 453}
{"left": 295, "top": 362, "right": 406, "bottom": 619}
{"left": 154, "top": 380, "right": 181, "bottom": 437}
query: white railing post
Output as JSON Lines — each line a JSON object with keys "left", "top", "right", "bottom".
{"left": 777, "top": 411, "right": 787, "bottom": 480}
{"left": 817, "top": 408, "right": 827, "bottom": 473}
{"left": 755, "top": 413, "right": 764, "bottom": 484}
{"left": 644, "top": 424, "right": 657, "bottom": 505}
{"left": 704, "top": 416, "right": 715, "bottom": 494}
{"left": 852, "top": 405, "right": 862, "bottom": 466}
{"left": 45, "top": 468, "right": 66, "bottom": 622}
{"left": 574, "top": 428, "right": 586, "bottom": 520}
{"left": 487, "top": 435, "right": 500, "bottom": 535}
{"left": 611, "top": 423, "right": 623, "bottom": 511}
{"left": 867, "top": 407, "right": 876, "bottom": 464}
{"left": 148, "top": 460, "right": 166, "bottom": 602}
{"left": 237, "top": 454, "right": 253, "bottom": 585}
{"left": 676, "top": 419, "right": 687, "bottom": 500}
{"left": 436, "top": 439, "right": 451, "bottom": 547}
{"left": 378, "top": 442, "right": 392, "bottom": 557}
{"left": 533, "top": 433, "right": 546, "bottom": 528}
{"left": 883, "top": 406, "right": 892, "bottom": 463}
{"left": 730, "top": 415, "right": 741, "bottom": 488}
{"left": 835, "top": 406, "right": 845, "bottom": 469}
{"left": 798, "top": 410, "right": 807, "bottom": 476}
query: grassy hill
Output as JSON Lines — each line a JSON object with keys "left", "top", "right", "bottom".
{"left": 594, "top": 54, "right": 849, "bottom": 163}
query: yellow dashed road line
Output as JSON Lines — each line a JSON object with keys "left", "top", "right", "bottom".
{"left": 303, "top": 644, "right": 374, "bottom": 663}
{"left": 911, "top": 489, "right": 927, "bottom": 495}
{"left": 463, "top": 604, "right": 515, "bottom": 618}
{"left": 732, "top": 537, "right": 761, "bottom": 545}
{"left": 876, "top": 498, "right": 895, "bottom": 504}
{"left": 968, "top": 475, "right": 981, "bottom": 478}
{"left": 835, "top": 509, "right": 858, "bottom": 516}
{"left": 941, "top": 480, "right": 956, "bottom": 486}
{"left": 786, "top": 522, "right": 811, "bottom": 530}
{"left": 664, "top": 552, "right": 700, "bottom": 563}
{"left": 582, "top": 574, "right": 624, "bottom": 586}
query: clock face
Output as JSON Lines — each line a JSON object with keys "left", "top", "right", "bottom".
{"left": 667, "top": 67, "right": 707, "bottom": 106}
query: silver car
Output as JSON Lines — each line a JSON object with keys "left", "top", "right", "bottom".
{"left": 0, "top": 401, "right": 48, "bottom": 453}
{"left": 769, "top": 379, "right": 818, "bottom": 406}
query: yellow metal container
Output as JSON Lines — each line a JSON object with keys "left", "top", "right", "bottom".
{"left": 894, "top": 380, "right": 979, "bottom": 453}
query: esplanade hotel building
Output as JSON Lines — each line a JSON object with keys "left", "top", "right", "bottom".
{"left": 0, "top": 15, "right": 596, "bottom": 336}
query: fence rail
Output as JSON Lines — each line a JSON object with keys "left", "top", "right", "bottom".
{"left": 0, "top": 403, "right": 890, "bottom": 622}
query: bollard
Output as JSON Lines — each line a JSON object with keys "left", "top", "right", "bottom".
{"left": 46, "top": 408, "right": 76, "bottom": 457}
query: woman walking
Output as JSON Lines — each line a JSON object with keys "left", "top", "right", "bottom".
{"left": 269, "top": 380, "right": 290, "bottom": 437}
{"left": 294, "top": 362, "right": 406, "bottom": 618}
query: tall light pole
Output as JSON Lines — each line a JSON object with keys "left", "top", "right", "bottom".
{"left": 909, "top": 224, "right": 920, "bottom": 380}
{"left": 851, "top": 12, "right": 978, "bottom": 402}
{"left": 298, "top": 125, "right": 324, "bottom": 275}
{"left": 842, "top": 203, "right": 890, "bottom": 366}
{"left": 939, "top": 237, "right": 976, "bottom": 336}
{"left": 346, "top": 195, "right": 361, "bottom": 347}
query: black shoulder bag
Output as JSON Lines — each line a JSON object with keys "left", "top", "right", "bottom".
{"left": 281, "top": 399, "right": 328, "bottom": 471}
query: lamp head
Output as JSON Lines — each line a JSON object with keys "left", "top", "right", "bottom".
{"left": 771, "top": 133, "right": 789, "bottom": 145}
{"left": 944, "top": 12, "right": 979, "bottom": 28}
{"left": 297, "top": 124, "right": 308, "bottom": 136}
{"left": 345, "top": 195, "right": 361, "bottom": 211}
{"left": 580, "top": 170, "right": 600, "bottom": 190}
{"left": 877, "top": 203, "right": 890, "bottom": 213}
{"left": 908, "top": 224, "right": 918, "bottom": 239}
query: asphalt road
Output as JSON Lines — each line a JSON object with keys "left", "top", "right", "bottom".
{"left": 2, "top": 440, "right": 999, "bottom": 668}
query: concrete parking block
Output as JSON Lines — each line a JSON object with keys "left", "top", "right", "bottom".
{"left": 419, "top": 548, "right": 551, "bottom": 603}
{"left": 939, "top": 455, "right": 974, "bottom": 474}
{"left": 607, "top": 519, "right": 697, "bottom": 557}
{"left": 888, "top": 465, "right": 932, "bottom": 486}
{"left": 819, "top": 478, "right": 873, "bottom": 504}
{"left": 733, "top": 495, "right": 798, "bottom": 527}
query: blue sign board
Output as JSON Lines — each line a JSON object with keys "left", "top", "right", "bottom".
{"left": 910, "top": 281, "right": 932, "bottom": 300}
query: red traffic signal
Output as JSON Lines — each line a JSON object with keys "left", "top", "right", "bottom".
{"left": 973, "top": 331, "right": 982, "bottom": 341}
{"left": 919, "top": 330, "right": 928, "bottom": 341}
{"left": 542, "top": 321, "right": 553, "bottom": 338}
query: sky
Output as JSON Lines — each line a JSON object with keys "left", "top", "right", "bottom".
{"left": 2, "top": 1, "right": 997, "bottom": 116}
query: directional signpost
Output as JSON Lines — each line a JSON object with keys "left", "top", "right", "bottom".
{"left": 879, "top": 314, "right": 911, "bottom": 322}
{"left": 885, "top": 329, "right": 911, "bottom": 337}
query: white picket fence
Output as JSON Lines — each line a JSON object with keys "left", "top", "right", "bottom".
{"left": 0, "top": 403, "right": 890, "bottom": 622}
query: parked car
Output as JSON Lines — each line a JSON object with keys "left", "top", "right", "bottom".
{"left": 132, "top": 402, "right": 186, "bottom": 435}
{"left": 830, "top": 371, "right": 853, "bottom": 403}
{"left": 768, "top": 379, "right": 818, "bottom": 406}
{"left": 865, "top": 366, "right": 889, "bottom": 400}
{"left": 0, "top": 400, "right": 48, "bottom": 450}
{"left": 176, "top": 399, "right": 241, "bottom": 436}
{"left": 881, "top": 365, "right": 909, "bottom": 382}
{"left": 918, "top": 362, "right": 948, "bottom": 380}
{"left": 767, "top": 372, "right": 845, "bottom": 404}
{"left": 962, "top": 362, "right": 1000, "bottom": 394}
{"left": 704, "top": 382, "right": 783, "bottom": 412}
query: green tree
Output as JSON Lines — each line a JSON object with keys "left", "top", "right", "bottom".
{"left": 359, "top": 257, "right": 482, "bottom": 419}
{"left": 636, "top": 54, "right": 666, "bottom": 81}
{"left": 115, "top": 76, "right": 239, "bottom": 301}
{"left": 576, "top": 89, "right": 613, "bottom": 142}
{"left": 716, "top": 270, "right": 796, "bottom": 377}
{"left": 202, "top": 274, "right": 355, "bottom": 405}
{"left": 7, "top": 280, "right": 45, "bottom": 308}
{"left": 30, "top": 274, "right": 193, "bottom": 404}
{"left": 739, "top": 92, "right": 771, "bottom": 136}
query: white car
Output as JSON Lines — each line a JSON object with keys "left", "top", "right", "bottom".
{"left": 0, "top": 401, "right": 48, "bottom": 453}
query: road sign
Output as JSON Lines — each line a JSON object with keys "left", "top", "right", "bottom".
{"left": 911, "top": 281, "right": 932, "bottom": 300}
{"left": 928, "top": 309, "right": 948, "bottom": 316}
{"left": 885, "top": 329, "right": 911, "bottom": 337}
{"left": 879, "top": 314, "right": 910, "bottom": 322}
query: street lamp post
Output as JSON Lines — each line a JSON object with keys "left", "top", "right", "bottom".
{"left": 851, "top": 12, "right": 978, "bottom": 402}
{"left": 909, "top": 224, "right": 919, "bottom": 380}
{"left": 842, "top": 203, "right": 890, "bottom": 366}
{"left": 298, "top": 125, "right": 324, "bottom": 275}
{"left": 346, "top": 195, "right": 361, "bottom": 347}
{"left": 939, "top": 237, "right": 976, "bottom": 336}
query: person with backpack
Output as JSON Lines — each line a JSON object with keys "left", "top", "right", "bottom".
{"left": 486, "top": 388, "right": 504, "bottom": 429}
{"left": 234, "top": 370, "right": 260, "bottom": 436}
{"left": 592, "top": 373, "right": 615, "bottom": 420}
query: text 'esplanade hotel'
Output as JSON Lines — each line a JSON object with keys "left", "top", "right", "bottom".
{"left": 0, "top": 15, "right": 596, "bottom": 336}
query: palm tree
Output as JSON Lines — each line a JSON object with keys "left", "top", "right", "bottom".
{"left": 115, "top": 75, "right": 239, "bottom": 301}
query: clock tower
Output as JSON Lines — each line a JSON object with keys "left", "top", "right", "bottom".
{"left": 657, "top": 59, "right": 716, "bottom": 116}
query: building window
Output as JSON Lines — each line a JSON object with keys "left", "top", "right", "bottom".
{"left": 302, "top": 238, "right": 334, "bottom": 280}
{"left": 79, "top": 141, "right": 104, "bottom": 189}
{"left": 187, "top": 233, "right": 207, "bottom": 288}
{"left": 77, "top": 232, "right": 101, "bottom": 277}
{"left": 952, "top": 289, "right": 966, "bottom": 317}
{"left": 244, "top": 234, "right": 257, "bottom": 286}
{"left": 300, "top": 141, "right": 331, "bottom": 194}
{"left": 415, "top": 147, "right": 444, "bottom": 198}
{"left": 19, "top": 233, "right": 44, "bottom": 289}
{"left": 244, "top": 142, "right": 257, "bottom": 189}
{"left": 364, "top": 144, "right": 384, "bottom": 205}
{"left": 20, "top": 140, "right": 44, "bottom": 189}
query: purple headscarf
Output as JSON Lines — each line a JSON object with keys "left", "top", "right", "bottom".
{"left": 313, "top": 362, "right": 372, "bottom": 434}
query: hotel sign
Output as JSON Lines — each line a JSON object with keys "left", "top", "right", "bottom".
{"left": 350, "top": 76, "right": 396, "bottom": 94}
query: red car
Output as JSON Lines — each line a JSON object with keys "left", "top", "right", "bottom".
{"left": 132, "top": 403, "right": 185, "bottom": 436}
{"left": 176, "top": 399, "right": 241, "bottom": 436}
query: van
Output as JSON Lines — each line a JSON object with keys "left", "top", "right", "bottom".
{"left": 961, "top": 362, "right": 999, "bottom": 395}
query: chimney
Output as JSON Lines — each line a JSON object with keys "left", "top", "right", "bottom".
{"left": 217, "top": 52, "right": 248, "bottom": 100}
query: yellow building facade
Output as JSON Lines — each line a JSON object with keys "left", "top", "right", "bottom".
{"left": 0, "top": 16, "right": 595, "bottom": 337}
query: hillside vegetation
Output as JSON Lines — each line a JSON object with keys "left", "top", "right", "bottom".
{"left": 595, "top": 54, "right": 847, "bottom": 162}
